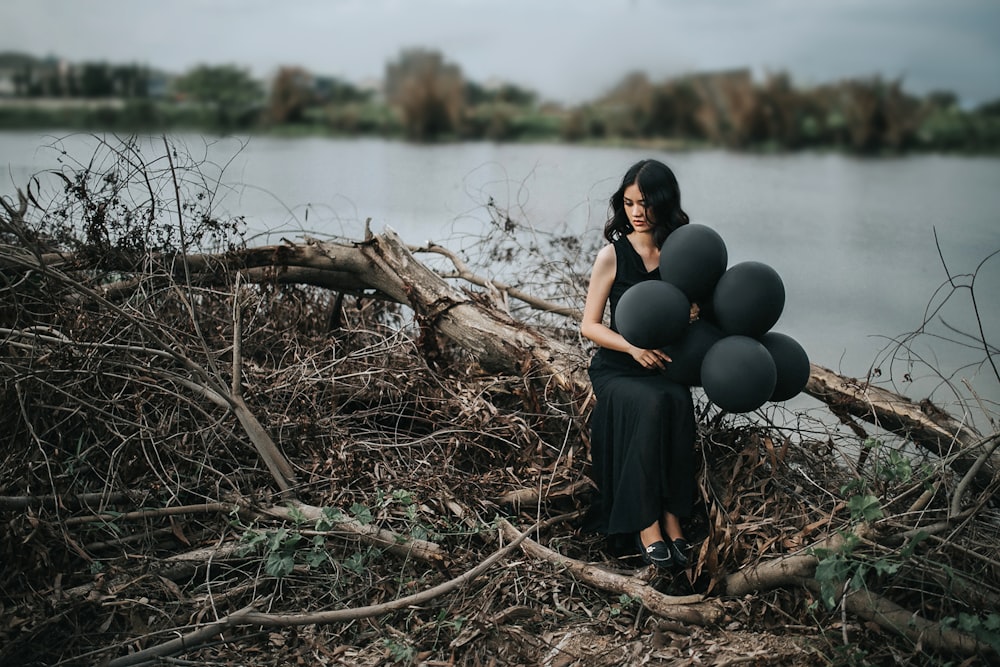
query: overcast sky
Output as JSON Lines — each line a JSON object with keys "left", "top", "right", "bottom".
{"left": 3, "top": 0, "right": 999, "bottom": 106}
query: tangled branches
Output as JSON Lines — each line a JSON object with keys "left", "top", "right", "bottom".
{"left": 1, "top": 136, "right": 998, "bottom": 666}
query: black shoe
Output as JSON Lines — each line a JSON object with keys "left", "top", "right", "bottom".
{"left": 636, "top": 534, "right": 673, "bottom": 571}
{"left": 669, "top": 538, "right": 690, "bottom": 568}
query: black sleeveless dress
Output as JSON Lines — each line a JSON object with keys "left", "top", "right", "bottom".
{"left": 586, "top": 237, "right": 696, "bottom": 551}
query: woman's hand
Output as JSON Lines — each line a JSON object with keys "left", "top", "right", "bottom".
{"left": 629, "top": 346, "right": 672, "bottom": 370}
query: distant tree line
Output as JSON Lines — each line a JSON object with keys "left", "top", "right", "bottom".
{"left": 1, "top": 49, "right": 998, "bottom": 153}
{"left": 0, "top": 54, "right": 154, "bottom": 98}
{"left": 576, "top": 69, "right": 1000, "bottom": 153}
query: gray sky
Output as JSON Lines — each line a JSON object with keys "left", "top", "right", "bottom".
{"left": 4, "top": 0, "right": 999, "bottom": 106}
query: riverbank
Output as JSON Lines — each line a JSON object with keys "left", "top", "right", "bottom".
{"left": 2, "top": 96, "right": 1000, "bottom": 155}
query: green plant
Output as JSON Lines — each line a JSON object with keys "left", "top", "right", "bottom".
{"left": 829, "top": 642, "right": 871, "bottom": 667}
{"left": 847, "top": 494, "right": 884, "bottom": 524}
{"left": 862, "top": 437, "right": 916, "bottom": 487}
{"left": 943, "top": 612, "right": 1000, "bottom": 655}
{"left": 857, "top": 437, "right": 934, "bottom": 497}
{"left": 610, "top": 593, "right": 638, "bottom": 617}
{"left": 813, "top": 534, "right": 862, "bottom": 609}
{"left": 263, "top": 528, "right": 302, "bottom": 577}
{"left": 232, "top": 491, "right": 439, "bottom": 581}
{"left": 315, "top": 506, "right": 345, "bottom": 531}
{"left": 812, "top": 529, "right": 932, "bottom": 613}
{"left": 235, "top": 507, "right": 356, "bottom": 578}
{"left": 433, "top": 609, "right": 466, "bottom": 633}
{"left": 350, "top": 502, "right": 373, "bottom": 525}
{"left": 369, "top": 487, "right": 439, "bottom": 542}
{"left": 382, "top": 637, "right": 416, "bottom": 663}
{"left": 342, "top": 549, "right": 371, "bottom": 575}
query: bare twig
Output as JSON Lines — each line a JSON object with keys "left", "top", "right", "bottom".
{"left": 413, "top": 241, "right": 582, "bottom": 318}
{"left": 950, "top": 431, "right": 1000, "bottom": 516}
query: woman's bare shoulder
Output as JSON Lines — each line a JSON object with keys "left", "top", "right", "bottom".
{"left": 594, "top": 242, "right": 617, "bottom": 267}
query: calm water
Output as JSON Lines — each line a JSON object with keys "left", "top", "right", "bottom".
{"left": 2, "top": 131, "right": 998, "bottom": 420}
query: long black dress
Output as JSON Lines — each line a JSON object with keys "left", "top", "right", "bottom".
{"left": 586, "top": 237, "right": 696, "bottom": 553}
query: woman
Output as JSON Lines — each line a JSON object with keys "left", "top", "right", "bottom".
{"left": 580, "top": 158, "right": 697, "bottom": 571}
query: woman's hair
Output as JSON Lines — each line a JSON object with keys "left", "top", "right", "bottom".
{"left": 604, "top": 159, "right": 689, "bottom": 246}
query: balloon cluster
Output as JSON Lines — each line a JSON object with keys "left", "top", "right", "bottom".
{"left": 616, "top": 224, "right": 810, "bottom": 413}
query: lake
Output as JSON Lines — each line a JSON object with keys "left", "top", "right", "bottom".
{"left": 2, "top": 130, "right": 998, "bottom": 423}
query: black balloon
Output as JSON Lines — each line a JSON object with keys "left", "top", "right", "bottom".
{"left": 659, "top": 224, "right": 728, "bottom": 302}
{"left": 701, "top": 335, "right": 777, "bottom": 413}
{"left": 615, "top": 280, "right": 690, "bottom": 349}
{"left": 712, "top": 261, "right": 785, "bottom": 337}
{"left": 759, "top": 331, "right": 810, "bottom": 401}
{"left": 661, "top": 318, "right": 724, "bottom": 386}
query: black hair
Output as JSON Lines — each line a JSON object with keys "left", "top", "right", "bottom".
{"left": 603, "top": 159, "right": 689, "bottom": 246}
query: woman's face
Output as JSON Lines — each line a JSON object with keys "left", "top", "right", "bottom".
{"left": 623, "top": 183, "right": 654, "bottom": 233}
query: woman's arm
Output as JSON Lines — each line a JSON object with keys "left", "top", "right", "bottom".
{"left": 580, "top": 245, "right": 671, "bottom": 369}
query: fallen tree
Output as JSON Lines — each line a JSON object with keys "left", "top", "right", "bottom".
{"left": 1, "top": 138, "right": 997, "bottom": 666}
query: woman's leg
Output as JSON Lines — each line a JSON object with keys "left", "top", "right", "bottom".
{"left": 637, "top": 518, "right": 673, "bottom": 570}
{"left": 639, "top": 518, "right": 665, "bottom": 547}
{"left": 662, "top": 510, "right": 691, "bottom": 567}
{"left": 662, "top": 511, "right": 684, "bottom": 541}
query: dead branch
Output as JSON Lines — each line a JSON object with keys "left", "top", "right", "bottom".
{"left": 6, "top": 233, "right": 592, "bottom": 401}
{"left": 62, "top": 502, "right": 232, "bottom": 526}
{"left": 722, "top": 553, "right": 817, "bottom": 598}
{"left": 498, "top": 518, "right": 725, "bottom": 625}
{"left": 497, "top": 479, "right": 594, "bottom": 511}
{"left": 0, "top": 492, "right": 128, "bottom": 511}
{"left": 805, "top": 363, "right": 995, "bottom": 485}
{"left": 56, "top": 496, "right": 445, "bottom": 602}
{"left": 0, "top": 322, "right": 298, "bottom": 494}
{"left": 261, "top": 501, "right": 443, "bottom": 563}
{"left": 950, "top": 432, "right": 1000, "bottom": 516}
{"left": 722, "top": 527, "right": 866, "bottom": 597}
{"left": 152, "top": 540, "right": 251, "bottom": 584}
{"left": 723, "top": 525, "right": 994, "bottom": 659}
{"left": 811, "top": 582, "right": 995, "bottom": 659}
{"left": 414, "top": 240, "right": 583, "bottom": 318}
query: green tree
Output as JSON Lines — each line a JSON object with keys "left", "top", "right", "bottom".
{"left": 171, "top": 64, "right": 264, "bottom": 130}
{"left": 109, "top": 64, "right": 150, "bottom": 98}
{"left": 80, "top": 62, "right": 114, "bottom": 97}
{"left": 313, "top": 75, "right": 369, "bottom": 104}
{"left": 976, "top": 97, "right": 1000, "bottom": 116}
{"left": 465, "top": 80, "right": 537, "bottom": 107}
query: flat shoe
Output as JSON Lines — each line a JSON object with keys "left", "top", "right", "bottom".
{"left": 636, "top": 534, "right": 673, "bottom": 571}
{"left": 670, "top": 538, "right": 690, "bottom": 568}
